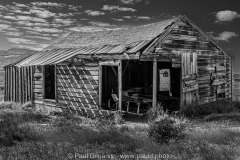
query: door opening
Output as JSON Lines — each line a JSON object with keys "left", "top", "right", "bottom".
{"left": 158, "top": 62, "right": 181, "bottom": 111}
{"left": 44, "top": 65, "right": 55, "bottom": 99}
{"left": 101, "top": 65, "right": 118, "bottom": 110}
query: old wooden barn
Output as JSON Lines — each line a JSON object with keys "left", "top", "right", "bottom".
{"left": 4, "top": 15, "right": 232, "bottom": 117}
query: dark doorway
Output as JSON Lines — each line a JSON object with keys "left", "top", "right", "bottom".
{"left": 157, "top": 62, "right": 181, "bottom": 111}
{"left": 44, "top": 65, "right": 55, "bottom": 99}
{"left": 102, "top": 65, "right": 118, "bottom": 109}
{"left": 171, "top": 67, "right": 181, "bottom": 98}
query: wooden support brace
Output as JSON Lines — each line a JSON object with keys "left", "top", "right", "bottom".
{"left": 98, "top": 65, "right": 102, "bottom": 108}
{"left": 118, "top": 60, "right": 122, "bottom": 112}
{"left": 152, "top": 58, "right": 157, "bottom": 109}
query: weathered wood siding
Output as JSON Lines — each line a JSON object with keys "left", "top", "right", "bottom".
{"left": 32, "top": 65, "right": 59, "bottom": 112}
{"left": 4, "top": 66, "right": 33, "bottom": 103}
{"left": 155, "top": 18, "right": 232, "bottom": 105}
{"left": 56, "top": 58, "right": 112, "bottom": 117}
{"left": 33, "top": 66, "right": 43, "bottom": 106}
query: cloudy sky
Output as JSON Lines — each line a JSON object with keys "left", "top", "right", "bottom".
{"left": 0, "top": 0, "right": 239, "bottom": 72}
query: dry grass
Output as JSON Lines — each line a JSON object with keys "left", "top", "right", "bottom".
{"left": 0, "top": 102, "right": 240, "bottom": 160}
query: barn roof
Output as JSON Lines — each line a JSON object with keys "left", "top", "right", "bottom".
{"left": 14, "top": 15, "right": 230, "bottom": 67}
{"left": 46, "top": 17, "right": 177, "bottom": 49}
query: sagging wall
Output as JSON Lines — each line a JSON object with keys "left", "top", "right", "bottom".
{"left": 4, "top": 66, "right": 33, "bottom": 103}
{"left": 155, "top": 18, "right": 232, "bottom": 106}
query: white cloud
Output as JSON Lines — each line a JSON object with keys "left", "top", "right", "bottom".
{"left": 53, "top": 18, "right": 76, "bottom": 26}
{"left": 113, "top": 18, "right": 124, "bottom": 21}
{"left": 0, "top": 5, "right": 8, "bottom": 10}
{"left": 3, "top": 32, "right": 23, "bottom": 36}
{"left": 120, "top": 0, "right": 143, "bottom": 4}
{"left": 24, "top": 27, "right": 63, "bottom": 33}
{"left": 7, "top": 37, "right": 37, "bottom": 44}
{"left": 89, "top": 21, "right": 116, "bottom": 27}
{"left": 136, "top": 16, "right": 152, "bottom": 20}
{"left": 12, "top": 44, "right": 48, "bottom": 51}
{"left": 214, "top": 31, "right": 238, "bottom": 41}
{"left": 13, "top": 2, "right": 28, "bottom": 8}
{"left": 68, "top": 5, "right": 81, "bottom": 11}
{"left": 216, "top": 10, "right": 240, "bottom": 22}
{"left": 123, "top": 16, "right": 132, "bottom": 19}
{"left": 25, "top": 31, "right": 41, "bottom": 35}
{"left": 30, "top": 8, "right": 56, "bottom": 18}
{"left": 16, "top": 15, "right": 47, "bottom": 23}
{"left": 0, "top": 19, "right": 11, "bottom": 24}
{"left": 13, "top": 10, "right": 31, "bottom": 14}
{"left": 85, "top": 10, "right": 105, "bottom": 16}
{"left": 0, "top": 24, "right": 11, "bottom": 30}
{"left": 25, "top": 35, "right": 52, "bottom": 40}
{"left": 31, "top": 2, "right": 66, "bottom": 8}
{"left": 16, "top": 21, "right": 35, "bottom": 26}
{"left": 51, "top": 34, "right": 59, "bottom": 37}
{"left": 58, "top": 13, "right": 74, "bottom": 17}
{"left": 68, "top": 25, "right": 120, "bottom": 32}
{"left": 3, "top": 15, "right": 16, "bottom": 20}
{"left": 102, "top": 5, "right": 136, "bottom": 12}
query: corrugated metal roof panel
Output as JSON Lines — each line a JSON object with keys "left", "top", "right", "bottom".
{"left": 47, "top": 17, "right": 178, "bottom": 50}
{"left": 127, "top": 40, "right": 150, "bottom": 53}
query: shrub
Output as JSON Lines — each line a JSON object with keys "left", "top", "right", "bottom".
{"left": 148, "top": 114, "right": 186, "bottom": 144}
{"left": 146, "top": 103, "right": 164, "bottom": 123}
{"left": 0, "top": 113, "right": 42, "bottom": 146}
{"left": 180, "top": 100, "right": 236, "bottom": 118}
{"left": 204, "top": 113, "right": 240, "bottom": 122}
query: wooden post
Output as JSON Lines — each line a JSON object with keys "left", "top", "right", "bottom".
{"left": 54, "top": 65, "right": 58, "bottom": 103}
{"left": 180, "top": 54, "right": 183, "bottom": 108}
{"left": 118, "top": 60, "right": 122, "bottom": 112}
{"left": 152, "top": 58, "right": 157, "bottom": 109}
{"left": 42, "top": 66, "right": 45, "bottom": 99}
{"left": 98, "top": 65, "right": 102, "bottom": 108}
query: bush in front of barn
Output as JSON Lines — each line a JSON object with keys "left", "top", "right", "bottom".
{"left": 0, "top": 113, "right": 43, "bottom": 146}
{"left": 180, "top": 100, "right": 239, "bottom": 118}
{"left": 147, "top": 107, "right": 187, "bottom": 144}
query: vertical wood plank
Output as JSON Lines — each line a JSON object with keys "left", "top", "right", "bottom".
{"left": 152, "top": 58, "right": 157, "bottom": 109}
{"left": 25, "top": 67, "right": 28, "bottom": 103}
{"left": 118, "top": 60, "right": 122, "bottom": 112}
{"left": 16, "top": 68, "right": 18, "bottom": 102}
{"left": 98, "top": 65, "right": 102, "bottom": 108}
{"left": 10, "top": 66, "right": 13, "bottom": 101}
{"left": 8, "top": 67, "right": 10, "bottom": 101}
{"left": 9, "top": 67, "right": 11, "bottom": 101}
{"left": 22, "top": 67, "right": 24, "bottom": 103}
{"left": 4, "top": 67, "right": 7, "bottom": 101}
{"left": 28, "top": 67, "right": 31, "bottom": 102}
{"left": 13, "top": 67, "right": 15, "bottom": 102}
{"left": 19, "top": 68, "right": 22, "bottom": 104}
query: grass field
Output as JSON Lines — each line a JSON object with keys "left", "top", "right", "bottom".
{"left": 1, "top": 102, "right": 240, "bottom": 160}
